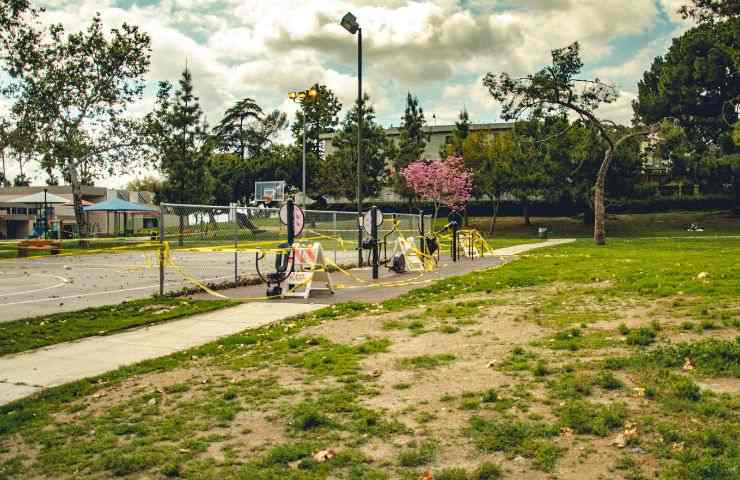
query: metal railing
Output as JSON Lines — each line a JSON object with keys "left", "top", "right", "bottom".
{"left": 158, "top": 202, "right": 428, "bottom": 295}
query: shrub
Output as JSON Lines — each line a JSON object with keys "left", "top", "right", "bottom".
{"left": 671, "top": 377, "right": 701, "bottom": 401}
{"left": 397, "top": 440, "right": 438, "bottom": 467}
{"left": 557, "top": 400, "right": 628, "bottom": 436}
{"left": 626, "top": 327, "right": 657, "bottom": 346}
{"left": 595, "top": 371, "right": 624, "bottom": 390}
{"left": 473, "top": 462, "right": 503, "bottom": 480}
{"left": 435, "top": 468, "right": 469, "bottom": 480}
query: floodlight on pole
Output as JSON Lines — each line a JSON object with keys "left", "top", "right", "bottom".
{"left": 341, "top": 11, "right": 363, "bottom": 266}
{"left": 288, "top": 88, "right": 320, "bottom": 211}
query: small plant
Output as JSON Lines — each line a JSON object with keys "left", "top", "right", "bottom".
{"left": 595, "top": 371, "right": 624, "bottom": 390}
{"left": 397, "top": 354, "right": 456, "bottom": 370}
{"left": 291, "top": 402, "right": 332, "bottom": 431}
{"left": 671, "top": 377, "right": 701, "bottom": 401}
{"left": 626, "top": 327, "right": 657, "bottom": 346}
{"left": 482, "top": 388, "right": 498, "bottom": 403}
{"left": 397, "top": 440, "right": 438, "bottom": 467}
{"left": 532, "top": 360, "right": 550, "bottom": 377}
{"left": 473, "top": 462, "right": 502, "bottom": 480}
{"left": 435, "top": 467, "right": 469, "bottom": 480}
{"left": 618, "top": 323, "right": 630, "bottom": 335}
{"left": 557, "top": 400, "right": 628, "bottom": 436}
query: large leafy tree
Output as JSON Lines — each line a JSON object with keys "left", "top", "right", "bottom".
{"left": 393, "top": 92, "right": 428, "bottom": 201}
{"left": 679, "top": 0, "right": 739, "bottom": 22}
{"left": 146, "top": 68, "right": 214, "bottom": 206}
{"left": 484, "top": 42, "right": 659, "bottom": 244}
{"left": 2, "top": 10, "right": 151, "bottom": 237}
{"left": 320, "top": 95, "right": 390, "bottom": 201}
{"left": 213, "top": 98, "right": 263, "bottom": 159}
{"left": 461, "top": 131, "right": 516, "bottom": 232}
{"left": 211, "top": 97, "right": 288, "bottom": 204}
{"left": 634, "top": 17, "right": 739, "bottom": 211}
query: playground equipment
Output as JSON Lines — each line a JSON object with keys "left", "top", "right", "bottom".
{"left": 255, "top": 198, "right": 302, "bottom": 297}
{"left": 359, "top": 206, "right": 383, "bottom": 279}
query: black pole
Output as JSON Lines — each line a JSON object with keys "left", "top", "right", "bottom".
{"left": 418, "top": 209, "right": 425, "bottom": 255}
{"left": 356, "top": 27, "right": 363, "bottom": 267}
{"left": 451, "top": 219, "right": 459, "bottom": 263}
{"left": 287, "top": 198, "right": 295, "bottom": 245}
{"left": 159, "top": 204, "right": 165, "bottom": 296}
{"left": 43, "top": 188, "right": 48, "bottom": 239}
{"left": 371, "top": 205, "right": 379, "bottom": 279}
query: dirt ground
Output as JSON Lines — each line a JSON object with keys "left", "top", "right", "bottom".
{"left": 3, "top": 279, "right": 738, "bottom": 479}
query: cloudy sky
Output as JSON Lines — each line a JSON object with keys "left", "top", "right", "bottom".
{"left": 7, "top": 0, "right": 694, "bottom": 188}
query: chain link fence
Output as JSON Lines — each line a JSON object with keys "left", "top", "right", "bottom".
{"left": 158, "top": 202, "right": 428, "bottom": 295}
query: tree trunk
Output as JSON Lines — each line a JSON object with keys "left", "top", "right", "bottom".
{"left": 522, "top": 200, "right": 531, "bottom": 226}
{"left": 733, "top": 166, "right": 740, "bottom": 216}
{"left": 489, "top": 195, "right": 500, "bottom": 234}
{"left": 68, "top": 162, "right": 89, "bottom": 246}
{"left": 593, "top": 147, "right": 613, "bottom": 245}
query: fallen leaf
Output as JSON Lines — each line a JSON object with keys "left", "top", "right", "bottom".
{"left": 313, "top": 448, "right": 336, "bottom": 462}
{"left": 419, "top": 472, "right": 433, "bottom": 480}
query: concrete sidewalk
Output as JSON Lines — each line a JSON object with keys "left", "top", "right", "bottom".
{"left": 0, "top": 302, "right": 323, "bottom": 405}
{"left": 492, "top": 238, "right": 575, "bottom": 256}
{"left": 0, "top": 238, "right": 574, "bottom": 406}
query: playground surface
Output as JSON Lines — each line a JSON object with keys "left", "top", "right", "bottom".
{"left": 0, "top": 248, "right": 358, "bottom": 322}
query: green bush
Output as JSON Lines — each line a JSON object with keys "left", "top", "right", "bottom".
{"left": 626, "top": 327, "right": 657, "bottom": 346}
{"left": 473, "top": 462, "right": 502, "bottom": 480}
{"left": 557, "top": 400, "right": 628, "bottom": 436}
{"left": 397, "top": 440, "right": 438, "bottom": 467}
{"left": 671, "top": 377, "right": 702, "bottom": 401}
{"left": 595, "top": 371, "right": 624, "bottom": 390}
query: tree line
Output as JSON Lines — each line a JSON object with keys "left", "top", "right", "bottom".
{"left": 0, "top": 0, "right": 737, "bottom": 244}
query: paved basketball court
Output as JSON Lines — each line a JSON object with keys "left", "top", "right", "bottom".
{"left": 0, "top": 248, "right": 357, "bottom": 322}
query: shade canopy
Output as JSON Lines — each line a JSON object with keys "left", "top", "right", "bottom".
{"left": 10, "top": 192, "right": 70, "bottom": 204}
{"left": 83, "top": 197, "right": 158, "bottom": 213}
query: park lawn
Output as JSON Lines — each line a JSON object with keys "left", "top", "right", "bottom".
{"left": 0, "top": 297, "right": 236, "bottom": 357}
{"left": 0, "top": 238, "right": 739, "bottom": 479}
{"left": 469, "top": 209, "right": 740, "bottom": 239}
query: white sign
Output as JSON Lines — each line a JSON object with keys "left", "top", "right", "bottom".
{"left": 279, "top": 204, "right": 305, "bottom": 236}
{"left": 360, "top": 209, "right": 384, "bottom": 234}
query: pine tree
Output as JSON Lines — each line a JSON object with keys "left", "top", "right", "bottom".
{"left": 321, "top": 95, "right": 390, "bottom": 201}
{"left": 440, "top": 108, "right": 471, "bottom": 157}
{"left": 393, "top": 92, "right": 428, "bottom": 200}
{"left": 147, "top": 68, "right": 214, "bottom": 206}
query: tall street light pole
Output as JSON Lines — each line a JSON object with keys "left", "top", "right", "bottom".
{"left": 341, "top": 12, "right": 363, "bottom": 267}
{"left": 288, "top": 88, "right": 318, "bottom": 211}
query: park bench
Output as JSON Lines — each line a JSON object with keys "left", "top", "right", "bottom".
{"left": 17, "top": 239, "right": 62, "bottom": 257}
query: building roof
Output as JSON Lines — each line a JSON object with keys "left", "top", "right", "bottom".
{"left": 318, "top": 122, "right": 513, "bottom": 140}
{"left": 7, "top": 192, "right": 71, "bottom": 204}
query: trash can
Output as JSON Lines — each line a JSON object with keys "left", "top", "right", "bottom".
{"left": 538, "top": 227, "right": 548, "bottom": 239}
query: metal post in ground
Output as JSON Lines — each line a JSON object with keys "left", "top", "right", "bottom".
{"left": 287, "top": 198, "right": 295, "bottom": 245}
{"left": 232, "top": 203, "right": 238, "bottom": 286}
{"left": 159, "top": 204, "right": 165, "bottom": 296}
{"left": 371, "top": 206, "right": 379, "bottom": 280}
{"left": 418, "top": 210, "right": 425, "bottom": 255}
{"left": 451, "top": 219, "right": 459, "bottom": 263}
{"left": 332, "top": 211, "right": 337, "bottom": 265}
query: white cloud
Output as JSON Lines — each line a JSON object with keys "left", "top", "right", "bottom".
{"left": 5, "top": 0, "right": 690, "bottom": 187}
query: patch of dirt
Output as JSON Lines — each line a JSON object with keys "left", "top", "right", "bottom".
{"left": 696, "top": 377, "right": 740, "bottom": 396}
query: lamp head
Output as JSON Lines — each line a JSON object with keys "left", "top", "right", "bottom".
{"left": 340, "top": 12, "right": 359, "bottom": 34}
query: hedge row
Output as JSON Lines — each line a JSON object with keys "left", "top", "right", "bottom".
{"left": 321, "top": 195, "right": 736, "bottom": 217}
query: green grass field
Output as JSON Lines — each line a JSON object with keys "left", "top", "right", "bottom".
{"left": 0, "top": 234, "right": 738, "bottom": 479}
{"left": 0, "top": 298, "right": 236, "bottom": 357}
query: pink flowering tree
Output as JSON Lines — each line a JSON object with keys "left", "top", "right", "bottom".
{"left": 401, "top": 155, "right": 473, "bottom": 225}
